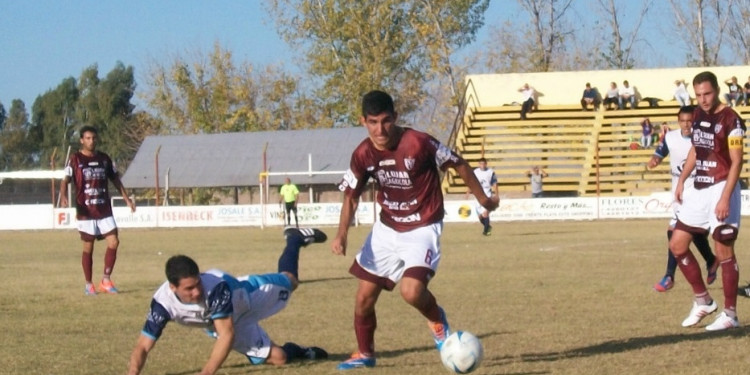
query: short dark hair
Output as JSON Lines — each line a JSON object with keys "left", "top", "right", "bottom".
{"left": 165, "top": 255, "right": 200, "bottom": 286}
{"left": 678, "top": 105, "right": 695, "bottom": 116}
{"left": 693, "top": 71, "right": 719, "bottom": 91}
{"left": 478, "top": 157, "right": 487, "bottom": 163}
{"left": 362, "top": 90, "right": 395, "bottom": 117}
{"left": 79, "top": 125, "right": 98, "bottom": 138}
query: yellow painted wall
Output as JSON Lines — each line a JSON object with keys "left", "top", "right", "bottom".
{"left": 465, "top": 65, "right": 750, "bottom": 107}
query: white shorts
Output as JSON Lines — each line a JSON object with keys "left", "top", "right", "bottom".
{"left": 676, "top": 181, "right": 741, "bottom": 235}
{"left": 77, "top": 216, "right": 117, "bottom": 240}
{"left": 668, "top": 205, "right": 679, "bottom": 228}
{"left": 355, "top": 220, "right": 442, "bottom": 285}
{"left": 474, "top": 200, "right": 488, "bottom": 217}
{"left": 230, "top": 273, "right": 293, "bottom": 364}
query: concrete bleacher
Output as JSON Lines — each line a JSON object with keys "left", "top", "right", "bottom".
{"left": 444, "top": 102, "right": 750, "bottom": 197}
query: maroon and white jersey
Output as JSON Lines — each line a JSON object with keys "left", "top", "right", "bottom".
{"left": 65, "top": 151, "right": 118, "bottom": 220}
{"left": 691, "top": 106, "right": 746, "bottom": 189}
{"left": 338, "top": 128, "right": 462, "bottom": 232}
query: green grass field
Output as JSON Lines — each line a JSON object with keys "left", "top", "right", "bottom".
{"left": 3, "top": 219, "right": 750, "bottom": 375}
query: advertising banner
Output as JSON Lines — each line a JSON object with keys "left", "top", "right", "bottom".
{"left": 5, "top": 191, "right": 750, "bottom": 231}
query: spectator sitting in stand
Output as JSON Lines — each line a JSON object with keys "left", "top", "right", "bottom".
{"left": 640, "top": 118, "right": 654, "bottom": 148}
{"left": 724, "top": 76, "right": 742, "bottom": 107}
{"left": 619, "top": 80, "right": 637, "bottom": 109}
{"left": 744, "top": 76, "right": 750, "bottom": 106}
{"left": 580, "top": 82, "right": 601, "bottom": 111}
{"left": 674, "top": 79, "right": 691, "bottom": 106}
{"left": 603, "top": 82, "right": 619, "bottom": 110}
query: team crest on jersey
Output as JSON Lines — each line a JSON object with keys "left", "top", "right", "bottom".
{"left": 715, "top": 124, "right": 722, "bottom": 133}
{"left": 404, "top": 157, "right": 415, "bottom": 170}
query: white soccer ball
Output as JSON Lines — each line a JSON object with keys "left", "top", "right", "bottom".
{"left": 439, "top": 331, "right": 483, "bottom": 374}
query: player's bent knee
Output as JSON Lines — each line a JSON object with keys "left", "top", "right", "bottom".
{"left": 280, "top": 271, "right": 299, "bottom": 291}
{"left": 265, "top": 345, "right": 288, "bottom": 366}
{"left": 399, "top": 287, "right": 420, "bottom": 305}
{"left": 712, "top": 224, "right": 738, "bottom": 242}
{"left": 402, "top": 267, "right": 433, "bottom": 286}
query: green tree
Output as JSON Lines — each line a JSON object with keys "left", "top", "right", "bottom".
{"left": 31, "top": 77, "right": 79, "bottom": 168}
{"left": 142, "top": 42, "right": 313, "bottom": 133}
{"left": 0, "top": 102, "right": 6, "bottom": 131}
{"left": 143, "top": 44, "right": 260, "bottom": 134}
{"left": 267, "top": 0, "right": 489, "bottom": 126}
{"left": 0, "top": 99, "right": 34, "bottom": 170}
{"left": 31, "top": 62, "right": 137, "bottom": 169}
{"left": 93, "top": 62, "right": 137, "bottom": 164}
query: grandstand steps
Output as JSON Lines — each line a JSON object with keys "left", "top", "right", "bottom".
{"left": 445, "top": 103, "right": 750, "bottom": 197}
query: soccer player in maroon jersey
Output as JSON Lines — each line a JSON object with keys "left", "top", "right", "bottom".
{"left": 670, "top": 71, "right": 746, "bottom": 331}
{"left": 332, "top": 90, "right": 499, "bottom": 369}
{"left": 59, "top": 125, "right": 135, "bottom": 296}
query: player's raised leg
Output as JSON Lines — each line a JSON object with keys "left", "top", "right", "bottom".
{"left": 400, "top": 273, "right": 451, "bottom": 350}
{"left": 279, "top": 227, "right": 327, "bottom": 288}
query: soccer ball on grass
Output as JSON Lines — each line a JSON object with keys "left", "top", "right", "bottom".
{"left": 439, "top": 331, "right": 483, "bottom": 374}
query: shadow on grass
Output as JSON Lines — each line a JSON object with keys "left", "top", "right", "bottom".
{"left": 519, "top": 326, "right": 750, "bottom": 362}
{"left": 512, "top": 230, "right": 580, "bottom": 237}
{"left": 166, "top": 331, "right": 513, "bottom": 374}
{"left": 300, "top": 276, "right": 352, "bottom": 285}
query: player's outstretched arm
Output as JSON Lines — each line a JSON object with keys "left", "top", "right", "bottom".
{"left": 675, "top": 147, "right": 697, "bottom": 204}
{"left": 456, "top": 161, "right": 498, "bottom": 211}
{"left": 717, "top": 140, "right": 744, "bottom": 220}
{"left": 200, "top": 317, "right": 235, "bottom": 375}
{"left": 58, "top": 176, "right": 70, "bottom": 208}
{"left": 332, "top": 194, "right": 358, "bottom": 256}
{"left": 647, "top": 155, "right": 662, "bottom": 170}
{"left": 112, "top": 174, "right": 136, "bottom": 213}
{"left": 128, "top": 335, "right": 156, "bottom": 375}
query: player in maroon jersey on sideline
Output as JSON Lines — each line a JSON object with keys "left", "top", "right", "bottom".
{"left": 59, "top": 125, "right": 135, "bottom": 296}
{"left": 671, "top": 71, "right": 746, "bottom": 331}
{"left": 332, "top": 90, "right": 499, "bottom": 370}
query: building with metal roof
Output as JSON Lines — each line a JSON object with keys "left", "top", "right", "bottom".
{"left": 121, "top": 127, "right": 367, "bottom": 190}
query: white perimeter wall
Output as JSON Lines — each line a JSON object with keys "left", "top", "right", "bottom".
{"left": 3, "top": 191, "right": 750, "bottom": 230}
{"left": 467, "top": 65, "right": 750, "bottom": 107}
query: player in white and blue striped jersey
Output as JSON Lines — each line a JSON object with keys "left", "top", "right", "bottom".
{"left": 470, "top": 157, "right": 498, "bottom": 236}
{"left": 128, "top": 227, "right": 328, "bottom": 375}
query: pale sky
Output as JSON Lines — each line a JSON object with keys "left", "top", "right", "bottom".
{"left": 0, "top": 1, "right": 699, "bottom": 112}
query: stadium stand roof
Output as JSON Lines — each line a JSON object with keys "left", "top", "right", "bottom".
{"left": 121, "top": 127, "right": 367, "bottom": 189}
